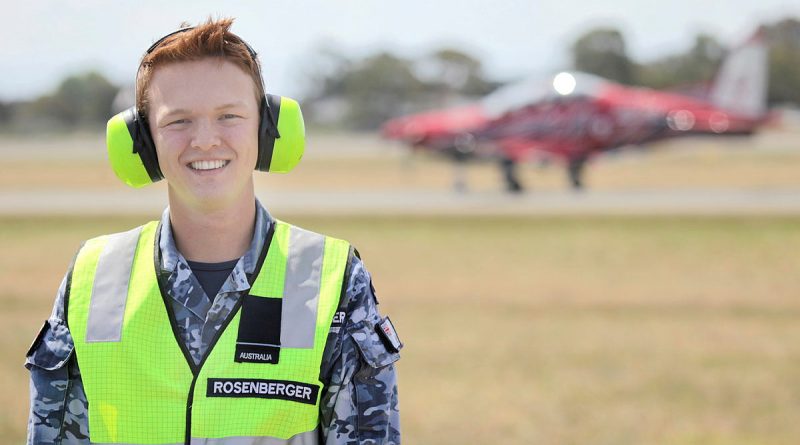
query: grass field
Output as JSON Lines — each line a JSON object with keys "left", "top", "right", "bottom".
{"left": 2, "top": 214, "right": 799, "bottom": 444}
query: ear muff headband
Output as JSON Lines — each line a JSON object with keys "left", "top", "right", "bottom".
{"left": 106, "top": 26, "right": 306, "bottom": 188}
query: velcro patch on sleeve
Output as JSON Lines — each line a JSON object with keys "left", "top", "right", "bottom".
{"left": 376, "top": 317, "right": 403, "bottom": 352}
{"left": 26, "top": 320, "right": 50, "bottom": 358}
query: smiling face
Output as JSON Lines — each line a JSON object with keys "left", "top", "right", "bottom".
{"left": 147, "top": 58, "right": 261, "bottom": 212}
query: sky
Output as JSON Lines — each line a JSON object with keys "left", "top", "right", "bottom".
{"left": 1, "top": 0, "right": 798, "bottom": 101}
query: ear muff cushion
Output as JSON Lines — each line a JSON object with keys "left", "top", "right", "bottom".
{"left": 267, "top": 96, "right": 305, "bottom": 173}
{"left": 107, "top": 109, "right": 154, "bottom": 188}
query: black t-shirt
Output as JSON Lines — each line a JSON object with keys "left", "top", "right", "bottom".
{"left": 186, "top": 258, "right": 240, "bottom": 300}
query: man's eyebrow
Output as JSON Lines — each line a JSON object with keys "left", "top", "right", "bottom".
{"left": 161, "top": 103, "right": 247, "bottom": 118}
{"left": 161, "top": 108, "right": 190, "bottom": 119}
{"left": 215, "top": 102, "right": 247, "bottom": 110}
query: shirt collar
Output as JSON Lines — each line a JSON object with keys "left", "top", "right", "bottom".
{"left": 158, "top": 198, "right": 274, "bottom": 284}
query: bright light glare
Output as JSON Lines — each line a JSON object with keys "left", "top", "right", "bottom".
{"left": 553, "top": 72, "right": 576, "bottom": 95}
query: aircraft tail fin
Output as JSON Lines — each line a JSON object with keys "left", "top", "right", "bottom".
{"left": 709, "top": 29, "right": 769, "bottom": 118}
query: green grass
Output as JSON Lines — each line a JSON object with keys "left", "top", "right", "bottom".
{"left": 2, "top": 215, "right": 799, "bottom": 444}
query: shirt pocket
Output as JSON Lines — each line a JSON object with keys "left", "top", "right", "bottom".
{"left": 25, "top": 319, "right": 74, "bottom": 371}
{"left": 347, "top": 319, "right": 401, "bottom": 369}
{"left": 347, "top": 319, "right": 401, "bottom": 439}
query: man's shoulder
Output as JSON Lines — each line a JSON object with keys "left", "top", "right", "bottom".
{"left": 65, "top": 220, "right": 162, "bottom": 301}
{"left": 272, "top": 220, "right": 355, "bottom": 266}
{"left": 273, "top": 219, "right": 350, "bottom": 245}
{"left": 74, "top": 220, "right": 160, "bottom": 257}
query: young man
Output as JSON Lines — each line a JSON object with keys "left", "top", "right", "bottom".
{"left": 26, "top": 18, "right": 401, "bottom": 445}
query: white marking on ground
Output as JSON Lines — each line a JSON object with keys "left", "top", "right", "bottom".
{"left": 1, "top": 187, "right": 799, "bottom": 216}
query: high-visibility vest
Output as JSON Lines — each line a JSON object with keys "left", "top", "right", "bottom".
{"left": 67, "top": 220, "right": 351, "bottom": 445}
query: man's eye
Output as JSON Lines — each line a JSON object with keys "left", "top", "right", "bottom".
{"left": 221, "top": 114, "right": 240, "bottom": 120}
{"left": 168, "top": 119, "right": 188, "bottom": 126}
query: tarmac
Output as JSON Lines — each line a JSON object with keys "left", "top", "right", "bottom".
{"left": 2, "top": 131, "right": 799, "bottom": 216}
{"left": 2, "top": 187, "right": 799, "bottom": 216}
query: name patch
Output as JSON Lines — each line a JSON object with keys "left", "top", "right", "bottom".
{"left": 331, "top": 311, "right": 346, "bottom": 327}
{"left": 207, "top": 378, "right": 319, "bottom": 405}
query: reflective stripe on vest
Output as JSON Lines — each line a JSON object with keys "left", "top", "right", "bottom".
{"left": 89, "top": 429, "right": 318, "bottom": 445}
{"left": 82, "top": 224, "right": 328, "bottom": 350}
{"left": 85, "top": 226, "right": 142, "bottom": 342}
{"left": 67, "top": 220, "right": 351, "bottom": 444}
{"left": 280, "top": 226, "right": 324, "bottom": 349}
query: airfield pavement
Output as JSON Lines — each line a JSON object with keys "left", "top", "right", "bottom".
{"left": 2, "top": 186, "right": 800, "bottom": 216}
{"left": 1, "top": 129, "right": 800, "bottom": 216}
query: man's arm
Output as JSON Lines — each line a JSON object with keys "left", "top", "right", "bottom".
{"left": 319, "top": 254, "right": 402, "bottom": 445}
{"left": 26, "top": 274, "right": 90, "bottom": 445}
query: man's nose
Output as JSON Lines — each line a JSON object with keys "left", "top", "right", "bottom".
{"left": 190, "top": 118, "right": 221, "bottom": 151}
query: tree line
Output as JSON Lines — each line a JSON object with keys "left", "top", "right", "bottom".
{"left": 1, "top": 17, "right": 798, "bottom": 134}
{"left": 571, "top": 17, "right": 800, "bottom": 107}
{"left": 0, "top": 72, "right": 118, "bottom": 134}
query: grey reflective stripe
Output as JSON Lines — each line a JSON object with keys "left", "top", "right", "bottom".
{"left": 90, "top": 430, "right": 317, "bottom": 445}
{"left": 85, "top": 226, "right": 143, "bottom": 342}
{"left": 90, "top": 443, "right": 182, "bottom": 445}
{"left": 191, "top": 430, "right": 318, "bottom": 444}
{"left": 236, "top": 341, "right": 281, "bottom": 347}
{"left": 90, "top": 432, "right": 317, "bottom": 445}
{"left": 280, "top": 226, "right": 325, "bottom": 349}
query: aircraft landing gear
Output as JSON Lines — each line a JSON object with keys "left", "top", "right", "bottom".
{"left": 452, "top": 152, "right": 468, "bottom": 193}
{"left": 451, "top": 134, "right": 475, "bottom": 193}
{"left": 501, "top": 157, "right": 524, "bottom": 193}
{"left": 567, "top": 156, "right": 586, "bottom": 191}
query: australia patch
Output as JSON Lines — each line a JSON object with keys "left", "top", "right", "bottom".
{"left": 235, "top": 294, "right": 282, "bottom": 364}
{"left": 234, "top": 343, "right": 280, "bottom": 364}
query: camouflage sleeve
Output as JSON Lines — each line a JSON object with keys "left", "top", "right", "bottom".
{"left": 25, "top": 274, "right": 90, "bottom": 445}
{"left": 319, "top": 254, "right": 402, "bottom": 445}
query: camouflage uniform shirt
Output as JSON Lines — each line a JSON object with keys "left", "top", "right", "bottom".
{"left": 26, "top": 201, "right": 401, "bottom": 444}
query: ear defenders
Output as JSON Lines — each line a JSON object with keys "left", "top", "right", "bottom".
{"left": 106, "top": 27, "right": 305, "bottom": 188}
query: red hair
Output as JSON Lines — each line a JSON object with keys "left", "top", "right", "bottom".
{"left": 136, "top": 17, "right": 263, "bottom": 117}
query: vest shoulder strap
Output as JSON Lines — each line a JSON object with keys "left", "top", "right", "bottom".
{"left": 252, "top": 220, "right": 351, "bottom": 350}
{"left": 66, "top": 221, "right": 159, "bottom": 339}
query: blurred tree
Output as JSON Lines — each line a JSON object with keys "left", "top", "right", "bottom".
{"left": 302, "top": 45, "right": 498, "bottom": 130}
{"left": 572, "top": 28, "right": 635, "bottom": 84}
{"left": 417, "top": 48, "right": 495, "bottom": 97}
{"left": 637, "top": 34, "right": 726, "bottom": 91}
{"left": 18, "top": 71, "right": 118, "bottom": 130}
{"left": 763, "top": 18, "right": 800, "bottom": 105}
{"left": 301, "top": 44, "right": 353, "bottom": 102}
{"left": 342, "top": 52, "right": 426, "bottom": 130}
{"left": 0, "top": 101, "right": 13, "bottom": 124}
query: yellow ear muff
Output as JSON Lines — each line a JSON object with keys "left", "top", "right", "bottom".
{"left": 258, "top": 95, "right": 305, "bottom": 173}
{"left": 106, "top": 109, "right": 156, "bottom": 188}
{"left": 108, "top": 96, "right": 304, "bottom": 186}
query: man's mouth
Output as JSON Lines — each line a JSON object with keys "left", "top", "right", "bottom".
{"left": 188, "top": 160, "right": 230, "bottom": 171}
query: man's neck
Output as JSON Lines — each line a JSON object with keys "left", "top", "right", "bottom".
{"left": 167, "top": 191, "right": 257, "bottom": 263}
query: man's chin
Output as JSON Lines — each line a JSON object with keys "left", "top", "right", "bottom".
{"left": 167, "top": 186, "right": 239, "bottom": 211}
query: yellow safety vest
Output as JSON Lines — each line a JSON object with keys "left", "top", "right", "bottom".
{"left": 67, "top": 220, "right": 350, "bottom": 444}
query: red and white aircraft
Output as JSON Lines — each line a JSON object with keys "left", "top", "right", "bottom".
{"left": 382, "top": 32, "right": 769, "bottom": 191}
